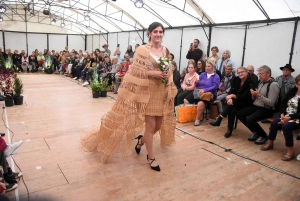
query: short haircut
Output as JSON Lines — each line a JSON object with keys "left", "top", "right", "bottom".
{"left": 257, "top": 65, "right": 272, "bottom": 76}
{"left": 225, "top": 64, "right": 233, "bottom": 68}
{"left": 211, "top": 46, "right": 219, "bottom": 52}
{"left": 171, "top": 61, "right": 177, "bottom": 68}
{"left": 223, "top": 50, "right": 231, "bottom": 58}
{"left": 295, "top": 74, "right": 300, "bottom": 84}
{"left": 194, "top": 39, "right": 199, "bottom": 44}
{"left": 237, "top": 66, "right": 248, "bottom": 73}
{"left": 188, "top": 59, "right": 196, "bottom": 67}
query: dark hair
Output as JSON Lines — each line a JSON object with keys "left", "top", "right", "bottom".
{"left": 197, "top": 60, "right": 205, "bottom": 72}
{"left": 170, "top": 53, "right": 174, "bottom": 60}
{"left": 147, "top": 22, "right": 165, "bottom": 42}
{"left": 211, "top": 46, "right": 219, "bottom": 52}
{"left": 194, "top": 39, "right": 200, "bottom": 44}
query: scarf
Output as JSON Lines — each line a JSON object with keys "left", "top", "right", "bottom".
{"left": 219, "top": 73, "right": 232, "bottom": 92}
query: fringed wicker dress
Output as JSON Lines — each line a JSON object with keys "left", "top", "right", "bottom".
{"left": 80, "top": 44, "right": 178, "bottom": 163}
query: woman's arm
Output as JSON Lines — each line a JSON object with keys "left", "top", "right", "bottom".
{"left": 203, "top": 75, "right": 220, "bottom": 92}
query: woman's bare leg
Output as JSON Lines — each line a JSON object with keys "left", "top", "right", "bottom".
{"left": 195, "top": 101, "right": 205, "bottom": 120}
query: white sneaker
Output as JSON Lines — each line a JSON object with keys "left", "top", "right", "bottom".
{"left": 4, "top": 140, "right": 23, "bottom": 157}
{"left": 42, "top": 68, "right": 44, "bottom": 71}
{"left": 297, "top": 154, "right": 300, "bottom": 161}
{"left": 73, "top": 77, "right": 78, "bottom": 80}
{"left": 82, "top": 82, "right": 89, "bottom": 87}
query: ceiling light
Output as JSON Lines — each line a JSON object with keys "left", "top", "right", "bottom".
{"left": 0, "top": 16, "right": 3, "bottom": 22}
{"left": 51, "top": 18, "right": 56, "bottom": 25}
{"left": 134, "top": 0, "right": 144, "bottom": 8}
{"left": 30, "top": 12, "right": 34, "bottom": 17}
{"left": 111, "top": 0, "right": 117, "bottom": 1}
{"left": 61, "top": 22, "right": 65, "bottom": 27}
{"left": 84, "top": 14, "right": 90, "bottom": 21}
{"left": 43, "top": 4, "right": 50, "bottom": 15}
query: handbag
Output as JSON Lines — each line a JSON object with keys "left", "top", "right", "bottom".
{"left": 200, "top": 92, "right": 213, "bottom": 102}
{"left": 193, "top": 88, "right": 200, "bottom": 99}
{"left": 175, "top": 104, "right": 197, "bottom": 123}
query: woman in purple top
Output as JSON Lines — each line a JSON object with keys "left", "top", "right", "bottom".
{"left": 183, "top": 60, "right": 220, "bottom": 126}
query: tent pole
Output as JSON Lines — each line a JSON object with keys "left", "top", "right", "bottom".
{"left": 241, "top": 25, "right": 248, "bottom": 66}
{"left": 25, "top": 8, "right": 28, "bottom": 54}
{"left": 84, "top": 35, "right": 87, "bottom": 51}
{"left": 207, "top": 25, "right": 212, "bottom": 57}
{"left": 178, "top": 28, "right": 183, "bottom": 73}
{"left": 289, "top": 17, "right": 299, "bottom": 65}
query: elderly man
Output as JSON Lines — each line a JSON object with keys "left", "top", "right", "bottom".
{"left": 247, "top": 65, "right": 259, "bottom": 87}
{"left": 102, "top": 44, "right": 111, "bottom": 57}
{"left": 236, "top": 65, "right": 280, "bottom": 145}
{"left": 276, "top": 64, "right": 295, "bottom": 101}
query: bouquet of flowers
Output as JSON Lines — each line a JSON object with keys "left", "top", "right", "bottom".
{"left": 157, "top": 57, "right": 171, "bottom": 85}
{"left": 0, "top": 69, "right": 15, "bottom": 98}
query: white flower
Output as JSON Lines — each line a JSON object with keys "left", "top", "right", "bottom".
{"left": 164, "top": 61, "right": 169, "bottom": 65}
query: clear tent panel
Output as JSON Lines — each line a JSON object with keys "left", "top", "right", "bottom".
{"left": 194, "top": 0, "right": 267, "bottom": 23}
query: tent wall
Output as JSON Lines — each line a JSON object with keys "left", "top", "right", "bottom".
{"left": 244, "top": 22, "right": 295, "bottom": 77}
{"left": 0, "top": 20, "right": 299, "bottom": 78}
{"left": 28, "top": 34, "right": 47, "bottom": 53}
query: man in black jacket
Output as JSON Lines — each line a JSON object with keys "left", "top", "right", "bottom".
{"left": 186, "top": 39, "right": 203, "bottom": 66}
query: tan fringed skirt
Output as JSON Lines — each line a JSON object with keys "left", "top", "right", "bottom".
{"left": 145, "top": 77, "right": 167, "bottom": 116}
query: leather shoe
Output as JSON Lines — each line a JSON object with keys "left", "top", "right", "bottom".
{"left": 296, "top": 134, "right": 300, "bottom": 140}
{"left": 224, "top": 130, "right": 232, "bottom": 138}
{"left": 254, "top": 136, "right": 268, "bottom": 145}
{"left": 260, "top": 143, "right": 273, "bottom": 151}
{"left": 248, "top": 133, "right": 259, "bottom": 141}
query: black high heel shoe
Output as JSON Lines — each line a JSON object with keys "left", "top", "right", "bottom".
{"left": 209, "top": 116, "right": 223, "bottom": 127}
{"left": 135, "top": 135, "right": 144, "bottom": 154}
{"left": 147, "top": 155, "right": 160, "bottom": 172}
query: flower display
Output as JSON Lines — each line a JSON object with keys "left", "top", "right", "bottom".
{"left": 0, "top": 69, "right": 15, "bottom": 98}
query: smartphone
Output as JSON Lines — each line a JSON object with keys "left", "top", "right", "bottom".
{"left": 117, "top": 44, "right": 120, "bottom": 47}
{"left": 249, "top": 84, "right": 256, "bottom": 90}
{"left": 190, "top": 43, "right": 193, "bottom": 47}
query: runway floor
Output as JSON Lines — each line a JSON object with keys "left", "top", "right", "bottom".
{"left": 2, "top": 73, "right": 300, "bottom": 201}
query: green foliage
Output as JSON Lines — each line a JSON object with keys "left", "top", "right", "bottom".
{"left": 13, "top": 77, "right": 23, "bottom": 97}
{"left": 99, "top": 77, "right": 111, "bottom": 92}
{"left": 90, "top": 81, "right": 100, "bottom": 93}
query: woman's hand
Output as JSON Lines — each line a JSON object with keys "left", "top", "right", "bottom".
{"left": 148, "top": 71, "right": 168, "bottom": 79}
{"left": 279, "top": 114, "right": 291, "bottom": 125}
{"left": 227, "top": 98, "right": 233, "bottom": 105}
{"left": 199, "top": 89, "right": 205, "bottom": 94}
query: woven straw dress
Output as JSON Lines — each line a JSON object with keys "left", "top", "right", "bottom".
{"left": 80, "top": 44, "right": 178, "bottom": 163}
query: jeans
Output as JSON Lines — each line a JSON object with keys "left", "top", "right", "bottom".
{"left": 236, "top": 105, "right": 275, "bottom": 137}
{"left": 268, "top": 116, "right": 300, "bottom": 147}
{"left": 216, "top": 93, "right": 228, "bottom": 113}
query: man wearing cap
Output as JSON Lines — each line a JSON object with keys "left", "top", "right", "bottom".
{"left": 275, "top": 64, "right": 295, "bottom": 101}
{"left": 102, "top": 44, "right": 111, "bottom": 57}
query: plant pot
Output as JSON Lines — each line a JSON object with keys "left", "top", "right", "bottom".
{"left": 14, "top": 96, "right": 23, "bottom": 105}
{"left": 100, "top": 91, "right": 107, "bottom": 97}
{"left": 92, "top": 92, "right": 99, "bottom": 98}
{"left": 5, "top": 99, "right": 14, "bottom": 107}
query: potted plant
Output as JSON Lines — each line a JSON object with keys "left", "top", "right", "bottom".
{"left": 0, "top": 69, "right": 15, "bottom": 107}
{"left": 13, "top": 76, "right": 24, "bottom": 105}
{"left": 99, "top": 77, "right": 111, "bottom": 97}
{"left": 90, "top": 81, "right": 100, "bottom": 98}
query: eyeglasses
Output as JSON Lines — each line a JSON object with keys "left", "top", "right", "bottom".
{"left": 237, "top": 71, "right": 245, "bottom": 74}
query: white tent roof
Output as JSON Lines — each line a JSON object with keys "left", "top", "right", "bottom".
{"left": 0, "top": 0, "right": 299, "bottom": 34}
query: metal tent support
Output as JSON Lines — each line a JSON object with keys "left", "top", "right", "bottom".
{"left": 207, "top": 26, "right": 212, "bottom": 57}
{"left": 241, "top": 25, "right": 248, "bottom": 66}
{"left": 178, "top": 28, "right": 184, "bottom": 72}
{"left": 2, "top": 31, "right": 5, "bottom": 51}
{"left": 289, "top": 17, "right": 299, "bottom": 65}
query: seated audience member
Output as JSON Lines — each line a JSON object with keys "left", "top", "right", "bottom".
{"left": 29, "top": 51, "right": 37, "bottom": 72}
{"left": 180, "top": 68, "right": 187, "bottom": 84}
{"left": 109, "top": 56, "right": 121, "bottom": 94}
{"left": 204, "top": 46, "right": 220, "bottom": 63}
{"left": 216, "top": 50, "right": 235, "bottom": 80}
{"left": 171, "top": 61, "right": 181, "bottom": 90}
{"left": 175, "top": 60, "right": 198, "bottom": 106}
{"left": 0, "top": 137, "right": 23, "bottom": 191}
{"left": 44, "top": 51, "right": 53, "bottom": 69}
{"left": 210, "top": 67, "right": 254, "bottom": 137}
{"left": 113, "top": 48, "right": 123, "bottom": 64}
{"left": 102, "top": 44, "right": 111, "bottom": 57}
{"left": 236, "top": 65, "right": 280, "bottom": 145}
{"left": 260, "top": 74, "right": 300, "bottom": 161}
{"left": 115, "top": 59, "right": 129, "bottom": 92}
{"left": 275, "top": 64, "right": 295, "bottom": 101}
{"left": 168, "top": 53, "right": 174, "bottom": 61}
{"left": 76, "top": 53, "right": 88, "bottom": 81}
{"left": 124, "top": 53, "right": 131, "bottom": 66}
{"left": 247, "top": 65, "right": 259, "bottom": 87}
{"left": 82, "top": 62, "right": 97, "bottom": 87}
{"left": 57, "top": 52, "right": 66, "bottom": 73}
{"left": 12, "top": 50, "right": 22, "bottom": 72}
{"left": 133, "top": 44, "right": 140, "bottom": 54}
{"left": 21, "top": 53, "right": 30, "bottom": 73}
{"left": 196, "top": 60, "right": 206, "bottom": 75}
{"left": 125, "top": 45, "right": 134, "bottom": 58}
{"left": 103, "top": 56, "right": 113, "bottom": 84}
{"left": 72, "top": 53, "right": 83, "bottom": 79}
{"left": 183, "top": 60, "right": 220, "bottom": 126}
{"left": 52, "top": 52, "right": 60, "bottom": 72}
{"left": 215, "top": 64, "right": 235, "bottom": 113}
{"left": 37, "top": 51, "right": 45, "bottom": 69}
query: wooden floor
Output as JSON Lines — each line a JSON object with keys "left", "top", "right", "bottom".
{"left": 1, "top": 73, "right": 300, "bottom": 201}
